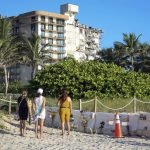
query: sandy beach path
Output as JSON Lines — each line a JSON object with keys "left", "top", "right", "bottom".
{"left": 0, "top": 116, "right": 150, "bottom": 150}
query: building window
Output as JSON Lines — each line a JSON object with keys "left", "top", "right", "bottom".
{"left": 41, "top": 38, "right": 46, "bottom": 44}
{"left": 48, "top": 25, "right": 53, "bottom": 30}
{"left": 48, "top": 17, "right": 53, "bottom": 23}
{"left": 57, "top": 26, "right": 64, "bottom": 32}
{"left": 31, "top": 16, "right": 36, "bottom": 22}
{"left": 15, "top": 27, "right": 19, "bottom": 33}
{"left": 41, "top": 16, "right": 45, "bottom": 22}
{"left": 80, "top": 29, "right": 83, "bottom": 34}
{"left": 57, "top": 47, "right": 64, "bottom": 51}
{"left": 57, "top": 19, "right": 64, "bottom": 25}
{"left": 49, "top": 32, "right": 53, "bottom": 37}
{"left": 47, "top": 46, "right": 53, "bottom": 50}
{"left": 31, "top": 24, "right": 35, "bottom": 32}
{"left": 48, "top": 38, "right": 53, "bottom": 44}
{"left": 49, "top": 53, "right": 53, "bottom": 58}
{"left": 58, "top": 54, "right": 64, "bottom": 59}
{"left": 41, "top": 23, "right": 46, "bottom": 30}
{"left": 57, "top": 33, "right": 64, "bottom": 38}
{"left": 57, "top": 40, "right": 64, "bottom": 46}
{"left": 15, "top": 20, "right": 19, "bottom": 24}
{"left": 41, "top": 31, "right": 45, "bottom": 37}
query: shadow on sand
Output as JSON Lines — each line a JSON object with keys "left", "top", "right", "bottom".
{"left": 116, "top": 138, "right": 150, "bottom": 148}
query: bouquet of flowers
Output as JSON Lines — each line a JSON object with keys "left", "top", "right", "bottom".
{"left": 81, "top": 117, "right": 88, "bottom": 127}
{"left": 50, "top": 109, "right": 57, "bottom": 127}
{"left": 81, "top": 116, "right": 89, "bottom": 132}
{"left": 71, "top": 123, "right": 78, "bottom": 131}
{"left": 70, "top": 114, "right": 74, "bottom": 122}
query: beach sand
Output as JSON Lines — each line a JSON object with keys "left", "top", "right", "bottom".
{"left": 0, "top": 115, "right": 150, "bottom": 150}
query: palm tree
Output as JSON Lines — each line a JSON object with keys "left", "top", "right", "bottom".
{"left": 0, "top": 18, "right": 20, "bottom": 95}
{"left": 114, "top": 33, "right": 142, "bottom": 71}
{"left": 100, "top": 48, "right": 115, "bottom": 63}
{"left": 137, "top": 42, "right": 150, "bottom": 72}
{"left": 21, "top": 33, "right": 50, "bottom": 79}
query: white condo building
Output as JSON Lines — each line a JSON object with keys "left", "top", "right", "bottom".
{"left": 7, "top": 4, "right": 102, "bottom": 84}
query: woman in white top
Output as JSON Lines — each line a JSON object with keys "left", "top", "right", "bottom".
{"left": 33, "top": 88, "right": 46, "bottom": 139}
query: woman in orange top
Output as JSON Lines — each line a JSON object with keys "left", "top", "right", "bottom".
{"left": 58, "top": 89, "right": 72, "bottom": 135}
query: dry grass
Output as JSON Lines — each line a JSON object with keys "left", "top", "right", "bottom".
{"left": 46, "top": 97, "right": 150, "bottom": 113}
{"left": 0, "top": 96, "right": 150, "bottom": 113}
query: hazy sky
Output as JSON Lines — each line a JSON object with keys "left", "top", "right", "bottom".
{"left": 0, "top": 0, "right": 150, "bottom": 48}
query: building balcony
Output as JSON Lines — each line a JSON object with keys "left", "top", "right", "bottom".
{"left": 56, "top": 44, "right": 65, "bottom": 47}
{"left": 31, "top": 19, "right": 38, "bottom": 23}
{"left": 48, "top": 50, "right": 66, "bottom": 54}
{"left": 53, "top": 36, "right": 66, "bottom": 40}
{"left": 38, "top": 20, "right": 65, "bottom": 26}
{"left": 56, "top": 30, "right": 65, "bottom": 33}
{"left": 40, "top": 28, "right": 65, "bottom": 33}
{"left": 56, "top": 23, "right": 65, "bottom": 26}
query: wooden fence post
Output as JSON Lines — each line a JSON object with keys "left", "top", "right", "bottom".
{"left": 133, "top": 96, "right": 136, "bottom": 113}
{"left": 9, "top": 95, "right": 12, "bottom": 114}
{"left": 79, "top": 99, "right": 82, "bottom": 111}
{"left": 94, "top": 96, "right": 97, "bottom": 113}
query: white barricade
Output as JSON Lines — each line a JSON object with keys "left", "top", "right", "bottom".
{"left": 44, "top": 107, "right": 150, "bottom": 137}
{"left": 95, "top": 112, "right": 114, "bottom": 135}
{"left": 80, "top": 111, "right": 95, "bottom": 133}
{"left": 45, "top": 107, "right": 59, "bottom": 128}
{"left": 71, "top": 111, "right": 95, "bottom": 132}
{"left": 128, "top": 113, "right": 139, "bottom": 135}
{"left": 136, "top": 112, "right": 150, "bottom": 137}
{"left": 44, "top": 109, "right": 51, "bottom": 127}
{"left": 95, "top": 112, "right": 129, "bottom": 135}
{"left": 119, "top": 113, "right": 129, "bottom": 135}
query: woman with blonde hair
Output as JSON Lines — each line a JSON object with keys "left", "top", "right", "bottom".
{"left": 17, "top": 90, "right": 30, "bottom": 136}
{"left": 58, "top": 89, "right": 72, "bottom": 135}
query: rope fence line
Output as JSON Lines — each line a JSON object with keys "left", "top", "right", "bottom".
{"left": 97, "top": 99, "right": 134, "bottom": 111}
{"left": 0, "top": 97, "right": 17, "bottom": 114}
{"left": 81, "top": 99, "right": 95, "bottom": 104}
{"left": 136, "top": 98, "right": 150, "bottom": 104}
{"left": 79, "top": 97, "right": 150, "bottom": 113}
{"left": 0, "top": 98, "right": 17, "bottom": 104}
{"left": 1, "top": 96, "right": 150, "bottom": 114}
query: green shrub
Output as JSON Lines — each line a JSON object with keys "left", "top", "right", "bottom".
{"left": 28, "top": 59, "right": 150, "bottom": 99}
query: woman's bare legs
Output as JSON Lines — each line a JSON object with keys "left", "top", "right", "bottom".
{"left": 61, "top": 122, "right": 65, "bottom": 135}
{"left": 22, "top": 120, "right": 26, "bottom": 136}
{"left": 66, "top": 120, "right": 70, "bottom": 135}
{"left": 20, "top": 120, "right": 23, "bottom": 136}
{"left": 35, "top": 119, "right": 44, "bottom": 138}
{"left": 39, "top": 119, "right": 44, "bottom": 138}
{"left": 35, "top": 120, "right": 38, "bottom": 138}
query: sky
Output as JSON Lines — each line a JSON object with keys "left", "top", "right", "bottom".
{"left": 0, "top": 0, "right": 150, "bottom": 48}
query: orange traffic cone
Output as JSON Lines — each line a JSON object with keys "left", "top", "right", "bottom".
{"left": 114, "top": 113, "right": 122, "bottom": 138}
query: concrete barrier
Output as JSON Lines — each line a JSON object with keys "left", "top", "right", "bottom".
{"left": 44, "top": 107, "right": 150, "bottom": 137}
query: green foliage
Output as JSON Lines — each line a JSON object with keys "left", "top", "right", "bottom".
{"left": 28, "top": 59, "right": 150, "bottom": 99}
{"left": 8, "top": 82, "right": 25, "bottom": 93}
{"left": 0, "top": 81, "right": 24, "bottom": 94}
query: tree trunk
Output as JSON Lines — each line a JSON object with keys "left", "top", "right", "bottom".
{"left": 4, "top": 66, "right": 8, "bottom": 96}
{"left": 131, "top": 55, "right": 134, "bottom": 71}
{"left": 31, "top": 65, "right": 36, "bottom": 79}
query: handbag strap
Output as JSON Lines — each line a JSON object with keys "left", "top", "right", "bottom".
{"left": 18, "top": 96, "right": 25, "bottom": 110}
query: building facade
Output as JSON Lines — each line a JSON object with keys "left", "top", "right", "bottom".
{"left": 9, "top": 4, "right": 102, "bottom": 84}
{"left": 11, "top": 4, "right": 102, "bottom": 61}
